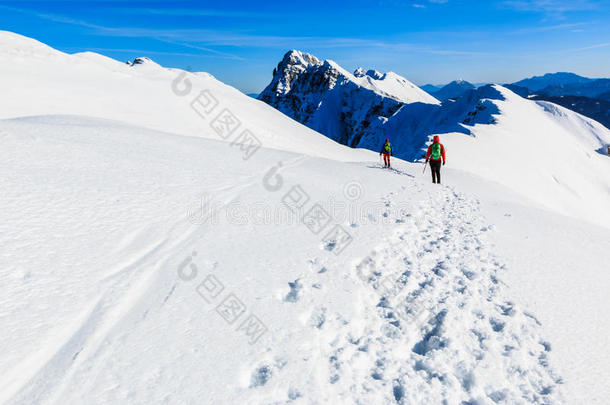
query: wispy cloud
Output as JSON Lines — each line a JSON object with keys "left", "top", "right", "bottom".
{"left": 502, "top": 0, "right": 603, "bottom": 18}
{"left": 112, "top": 7, "right": 272, "bottom": 18}
{"left": 0, "top": 5, "right": 98, "bottom": 28}
{"left": 2, "top": 3, "right": 493, "bottom": 61}
{"left": 1, "top": 0, "right": 165, "bottom": 2}
{"left": 94, "top": 27, "right": 492, "bottom": 56}
{"left": 573, "top": 42, "right": 610, "bottom": 51}
{"left": 411, "top": 0, "right": 448, "bottom": 5}
{"left": 68, "top": 47, "right": 209, "bottom": 58}
{"left": 511, "top": 21, "right": 589, "bottom": 34}
{"left": 0, "top": 5, "right": 243, "bottom": 60}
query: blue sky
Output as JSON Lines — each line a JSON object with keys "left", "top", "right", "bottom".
{"left": 1, "top": 0, "right": 609, "bottom": 93}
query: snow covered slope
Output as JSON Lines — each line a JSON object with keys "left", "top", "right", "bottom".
{"left": 1, "top": 116, "right": 564, "bottom": 404}
{"left": 376, "top": 84, "right": 610, "bottom": 229}
{"left": 2, "top": 31, "right": 610, "bottom": 404}
{"left": 426, "top": 86, "right": 610, "bottom": 229}
{"left": 0, "top": 31, "right": 369, "bottom": 162}
{"left": 351, "top": 67, "right": 441, "bottom": 105}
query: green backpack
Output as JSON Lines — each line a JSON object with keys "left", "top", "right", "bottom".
{"left": 430, "top": 143, "right": 442, "bottom": 160}
{"left": 383, "top": 142, "right": 391, "bottom": 153}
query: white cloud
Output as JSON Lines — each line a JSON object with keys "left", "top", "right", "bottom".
{"left": 511, "top": 21, "right": 589, "bottom": 34}
{"left": 574, "top": 42, "right": 610, "bottom": 51}
{"left": 502, "top": 0, "right": 603, "bottom": 18}
{"left": 111, "top": 8, "right": 271, "bottom": 18}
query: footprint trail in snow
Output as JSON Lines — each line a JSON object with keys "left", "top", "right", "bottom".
{"left": 249, "top": 182, "right": 563, "bottom": 404}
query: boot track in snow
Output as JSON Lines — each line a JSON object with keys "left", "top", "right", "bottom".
{"left": 248, "top": 181, "right": 563, "bottom": 404}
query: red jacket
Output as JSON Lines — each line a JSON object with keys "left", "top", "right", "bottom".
{"left": 426, "top": 142, "right": 446, "bottom": 163}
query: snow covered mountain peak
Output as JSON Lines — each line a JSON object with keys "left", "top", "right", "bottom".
{"left": 354, "top": 67, "right": 386, "bottom": 80}
{"left": 259, "top": 50, "right": 441, "bottom": 148}
{"left": 123, "top": 56, "right": 164, "bottom": 72}
{"left": 0, "top": 34, "right": 368, "bottom": 161}
{"left": 352, "top": 67, "right": 384, "bottom": 80}
{"left": 128, "top": 56, "right": 159, "bottom": 67}
{"left": 365, "top": 69, "right": 384, "bottom": 80}
{"left": 0, "top": 30, "right": 64, "bottom": 58}
{"left": 264, "top": 49, "right": 439, "bottom": 105}
{"left": 353, "top": 67, "right": 366, "bottom": 77}
{"left": 282, "top": 49, "right": 321, "bottom": 67}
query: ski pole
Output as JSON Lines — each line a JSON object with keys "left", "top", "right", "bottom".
{"left": 423, "top": 160, "right": 428, "bottom": 174}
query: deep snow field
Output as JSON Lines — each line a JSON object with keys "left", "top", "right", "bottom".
{"left": 1, "top": 31, "right": 610, "bottom": 404}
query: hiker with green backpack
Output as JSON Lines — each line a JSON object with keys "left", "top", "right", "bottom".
{"left": 379, "top": 138, "right": 393, "bottom": 168}
{"left": 425, "top": 135, "right": 446, "bottom": 184}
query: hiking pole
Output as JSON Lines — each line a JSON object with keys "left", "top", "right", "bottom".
{"left": 423, "top": 160, "right": 428, "bottom": 174}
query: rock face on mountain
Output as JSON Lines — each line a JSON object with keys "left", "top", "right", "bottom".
{"left": 258, "top": 50, "right": 439, "bottom": 148}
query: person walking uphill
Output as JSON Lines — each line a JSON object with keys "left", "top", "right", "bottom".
{"left": 380, "top": 138, "right": 393, "bottom": 168}
{"left": 426, "top": 135, "right": 446, "bottom": 184}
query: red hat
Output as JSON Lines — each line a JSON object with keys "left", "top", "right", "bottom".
{"left": 385, "top": 138, "right": 389, "bottom": 142}
{"left": 433, "top": 135, "right": 440, "bottom": 143}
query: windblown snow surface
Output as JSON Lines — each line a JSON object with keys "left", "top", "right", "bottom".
{"left": 1, "top": 31, "right": 610, "bottom": 404}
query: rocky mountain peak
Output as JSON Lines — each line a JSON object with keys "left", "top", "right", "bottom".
{"left": 281, "top": 50, "right": 320, "bottom": 69}
{"left": 366, "top": 69, "right": 384, "bottom": 80}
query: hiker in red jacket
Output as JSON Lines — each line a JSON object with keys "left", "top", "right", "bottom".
{"left": 425, "top": 135, "right": 446, "bottom": 184}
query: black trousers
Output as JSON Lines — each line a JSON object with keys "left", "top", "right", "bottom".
{"left": 430, "top": 160, "right": 442, "bottom": 184}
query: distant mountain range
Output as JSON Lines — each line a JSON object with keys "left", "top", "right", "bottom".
{"left": 418, "top": 73, "right": 610, "bottom": 129}
{"left": 420, "top": 80, "right": 494, "bottom": 102}
{"left": 509, "top": 72, "right": 610, "bottom": 100}
{"left": 505, "top": 73, "right": 610, "bottom": 129}
{"left": 539, "top": 80, "right": 610, "bottom": 100}
{"left": 512, "top": 72, "right": 594, "bottom": 91}
{"left": 420, "top": 84, "right": 442, "bottom": 93}
{"left": 430, "top": 80, "right": 476, "bottom": 101}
